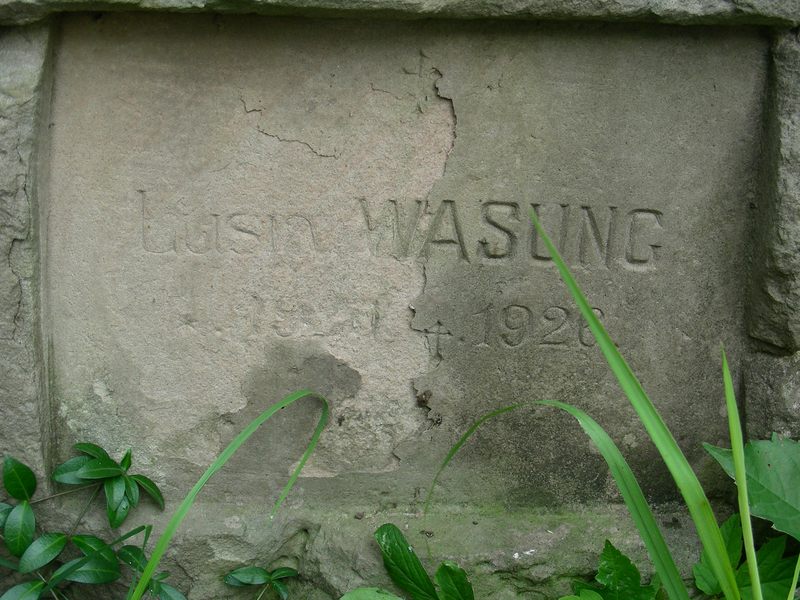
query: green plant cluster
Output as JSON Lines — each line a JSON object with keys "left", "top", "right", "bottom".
{"left": 0, "top": 444, "right": 185, "bottom": 600}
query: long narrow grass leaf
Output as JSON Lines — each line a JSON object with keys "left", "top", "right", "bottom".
{"left": 540, "top": 400, "right": 690, "bottom": 600}
{"left": 529, "top": 208, "right": 739, "bottom": 600}
{"left": 130, "top": 390, "right": 328, "bottom": 600}
{"left": 786, "top": 554, "right": 800, "bottom": 600}
{"left": 423, "top": 404, "right": 521, "bottom": 514}
{"left": 722, "top": 349, "right": 761, "bottom": 600}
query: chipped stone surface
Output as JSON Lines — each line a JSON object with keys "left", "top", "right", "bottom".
{"left": 0, "top": 0, "right": 799, "bottom": 26}
{"left": 749, "top": 31, "right": 800, "bottom": 354}
{"left": 744, "top": 351, "right": 800, "bottom": 439}
{"left": 0, "top": 23, "right": 51, "bottom": 474}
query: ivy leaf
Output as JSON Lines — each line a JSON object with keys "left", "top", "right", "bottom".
{"left": 692, "top": 514, "right": 743, "bottom": 596}
{"left": 736, "top": 536, "right": 798, "bottom": 600}
{"left": 705, "top": 436, "right": 800, "bottom": 542}
{"left": 118, "top": 545, "right": 148, "bottom": 572}
{"left": 435, "top": 561, "right": 475, "bottom": 600}
{"left": 77, "top": 457, "right": 124, "bottom": 479}
{"left": 18, "top": 533, "right": 68, "bottom": 573}
{"left": 131, "top": 474, "right": 165, "bottom": 510}
{"left": 374, "top": 524, "right": 438, "bottom": 600}
{"left": 573, "top": 541, "right": 660, "bottom": 600}
{"left": 158, "top": 583, "right": 187, "bottom": 600}
{"left": 52, "top": 456, "right": 92, "bottom": 485}
{"left": 0, "top": 580, "right": 44, "bottom": 600}
{"left": 4, "top": 501, "right": 35, "bottom": 557}
{"left": 340, "top": 590, "right": 404, "bottom": 600}
{"left": 224, "top": 566, "right": 271, "bottom": 586}
{"left": 2, "top": 458, "right": 36, "bottom": 501}
{"left": 73, "top": 443, "right": 111, "bottom": 460}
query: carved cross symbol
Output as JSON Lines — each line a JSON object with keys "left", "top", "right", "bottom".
{"left": 425, "top": 320, "right": 452, "bottom": 363}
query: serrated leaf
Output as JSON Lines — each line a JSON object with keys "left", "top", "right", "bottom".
{"left": 119, "top": 545, "right": 148, "bottom": 572}
{"left": 706, "top": 437, "right": 800, "bottom": 543}
{"left": 692, "top": 514, "right": 743, "bottom": 596}
{"left": 4, "top": 501, "right": 35, "bottom": 557}
{"left": 18, "top": 533, "right": 67, "bottom": 573}
{"left": 52, "top": 455, "right": 92, "bottom": 484}
{"left": 224, "top": 566, "right": 271, "bottom": 586}
{"left": 73, "top": 443, "right": 111, "bottom": 460}
{"left": 158, "top": 583, "right": 187, "bottom": 600}
{"left": 340, "top": 590, "right": 404, "bottom": 600}
{"left": 0, "top": 581, "right": 44, "bottom": 600}
{"left": 121, "top": 449, "right": 132, "bottom": 471}
{"left": 2, "top": 458, "right": 36, "bottom": 501}
{"left": 435, "top": 561, "right": 474, "bottom": 600}
{"left": 574, "top": 541, "right": 660, "bottom": 600}
{"left": 736, "top": 537, "right": 797, "bottom": 600}
{"left": 374, "top": 524, "right": 438, "bottom": 600}
{"left": 108, "top": 494, "right": 131, "bottom": 528}
{"left": 271, "top": 567, "right": 299, "bottom": 580}
{"left": 77, "top": 457, "right": 124, "bottom": 479}
{"left": 0, "top": 502, "right": 11, "bottom": 529}
{"left": 125, "top": 475, "right": 140, "bottom": 507}
{"left": 131, "top": 474, "right": 164, "bottom": 510}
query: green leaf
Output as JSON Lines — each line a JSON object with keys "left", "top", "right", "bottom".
{"left": 435, "top": 561, "right": 474, "bottom": 600}
{"left": 693, "top": 514, "right": 743, "bottom": 596}
{"left": 0, "top": 556, "right": 18, "bottom": 571}
{"left": 129, "top": 390, "right": 328, "bottom": 600}
{"left": 0, "top": 502, "right": 11, "bottom": 528}
{"left": 131, "top": 474, "right": 164, "bottom": 510}
{"left": 52, "top": 455, "right": 92, "bottom": 484}
{"left": 374, "top": 523, "right": 438, "bottom": 600}
{"left": 0, "top": 581, "right": 44, "bottom": 600}
{"left": 118, "top": 544, "right": 148, "bottom": 572}
{"left": 77, "top": 457, "right": 124, "bottom": 479}
{"left": 54, "top": 555, "right": 121, "bottom": 584}
{"left": 340, "top": 589, "right": 404, "bottom": 600}
{"left": 108, "top": 494, "right": 131, "bottom": 528}
{"left": 4, "top": 501, "right": 35, "bottom": 556}
{"left": 125, "top": 475, "right": 140, "bottom": 508}
{"left": 73, "top": 442, "right": 111, "bottom": 460}
{"left": 272, "top": 580, "right": 289, "bottom": 600}
{"left": 271, "top": 567, "right": 299, "bottom": 580}
{"left": 121, "top": 449, "right": 133, "bottom": 471}
{"left": 71, "top": 534, "right": 117, "bottom": 563}
{"left": 224, "top": 566, "right": 271, "bottom": 586}
{"left": 105, "top": 475, "right": 130, "bottom": 527}
{"left": 18, "top": 533, "right": 67, "bottom": 573}
{"left": 158, "top": 583, "right": 187, "bottom": 600}
{"left": 736, "top": 537, "right": 797, "bottom": 600}
{"left": 2, "top": 458, "right": 36, "bottom": 501}
{"left": 706, "top": 437, "right": 800, "bottom": 543}
{"left": 528, "top": 208, "right": 739, "bottom": 600}
{"left": 574, "top": 541, "right": 660, "bottom": 600}
{"left": 560, "top": 592, "right": 605, "bottom": 600}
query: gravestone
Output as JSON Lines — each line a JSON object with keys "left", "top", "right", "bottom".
{"left": 2, "top": 6, "right": 799, "bottom": 599}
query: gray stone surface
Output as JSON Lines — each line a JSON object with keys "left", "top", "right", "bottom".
{"left": 749, "top": 31, "right": 800, "bottom": 354}
{"left": 0, "top": 23, "right": 51, "bottom": 475}
{"left": 744, "top": 351, "right": 800, "bottom": 439}
{"left": 0, "top": 0, "right": 799, "bottom": 26}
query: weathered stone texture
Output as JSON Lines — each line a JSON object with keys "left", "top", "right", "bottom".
{"left": 0, "top": 24, "right": 50, "bottom": 473}
{"left": 0, "top": 0, "right": 799, "bottom": 26}
{"left": 749, "top": 31, "right": 800, "bottom": 353}
{"left": 745, "top": 351, "right": 800, "bottom": 438}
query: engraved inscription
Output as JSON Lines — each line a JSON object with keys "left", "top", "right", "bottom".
{"left": 361, "top": 199, "right": 664, "bottom": 270}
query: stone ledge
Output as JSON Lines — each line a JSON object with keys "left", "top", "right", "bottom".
{"left": 0, "top": 0, "right": 799, "bottom": 27}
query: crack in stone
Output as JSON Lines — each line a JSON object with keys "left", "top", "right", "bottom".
{"left": 255, "top": 125, "right": 339, "bottom": 159}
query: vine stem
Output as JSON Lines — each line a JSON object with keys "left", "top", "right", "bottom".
{"left": 29, "top": 484, "right": 100, "bottom": 505}
{"left": 68, "top": 484, "right": 101, "bottom": 536}
{"left": 255, "top": 584, "right": 271, "bottom": 600}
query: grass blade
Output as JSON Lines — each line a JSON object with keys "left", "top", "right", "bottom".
{"left": 129, "top": 389, "right": 328, "bottom": 600}
{"left": 787, "top": 554, "right": 800, "bottom": 600}
{"left": 722, "top": 349, "right": 761, "bottom": 600}
{"left": 528, "top": 208, "right": 740, "bottom": 600}
{"left": 540, "top": 400, "right": 690, "bottom": 600}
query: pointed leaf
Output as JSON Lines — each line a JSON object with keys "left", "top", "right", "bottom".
{"left": 736, "top": 537, "right": 797, "bottom": 600}
{"left": 4, "top": 501, "right": 35, "bottom": 556}
{"left": 2, "top": 458, "right": 36, "bottom": 501}
{"left": 73, "top": 443, "right": 111, "bottom": 460}
{"left": 693, "top": 514, "right": 743, "bottom": 596}
{"left": 574, "top": 541, "right": 660, "bottom": 600}
{"left": 224, "top": 566, "right": 271, "bottom": 586}
{"left": 118, "top": 545, "right": 148, "bottom": 572}
{"left": 18, "top": 533, "right": 67, "bottom": 573}
{"left": 272, "top": 580, "right": 289, "bottom": 600}
{"left": 158, "top": 583, "right": 187, "bottom": 600}
{"left": 340, "top": 590, "right": 404, "bottom": 600}
{"left": 131, "top": 474, "right": 164, "bottom": 510}
{"left": 77, "top": 457, "right": 124, "bottom": 479}
{"left": 72, "top": 535, "right": 117, "bottom": 563}
{"left": 52, "top": 455, "right": 92, "bottom": 484}
{"left": 121, "top": 449, "right": 132, "bottom": 471}
{"left": 435, "top": 561, "right": 474, "bottom": 600}
{"left": 125, "top": 475, "right": 140, "bottom": 508}
{"left": 105, "top": 475, "right": 126, "bottom": 509}
{"left": 0, "top": 581, "right": 44, "bottom": 600}
{"left": 270, "top": 567, "right": 299, "bottom": 580}
{"left": 374, "top": 524, "right": 438, "bottom": 600}
{"left": 0, "top": 502, "right": 11, "bottom": 528}
{"left": 60, "top": 555, "right": 121, "bottom": 584}
{"left": 108, "top": 494, "right": 131, "bottom": 528}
